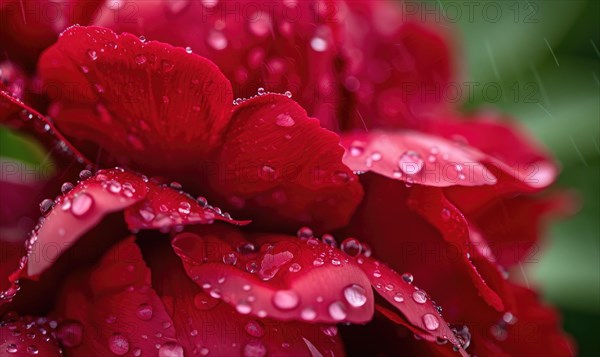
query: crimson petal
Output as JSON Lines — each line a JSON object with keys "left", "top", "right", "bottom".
{"left": 171, "top": 225, "right": 374, "bottom": 324}
{"left": 211, "top": 94, "right": 363, "bottom": 231}
{"left": 92, "top": 0, "right": 345, "bottom": 130}
{"left": 51, "top": 237, "right": 180, "bottom": 356}
{"left": 358, "top": 257, "right": 468, "bottom": 356}
{"left": 338, "top": 1, "right": 455, "bottom": 130}
{"left": 145, "top": 237, "right": 346, "bottom": 357}
{"left": 0, "top": 313, "right": 63, "bottom": 356}
{"left": 341, "top": 130, "right": 496, "bottom": 187}
{"left": 1, "top": 168, "right": 243, "bottom": 302}
{"left": 38, "top": 25, "right": 233, "bottom": 175}
{"left": 408, "top": 186, "right": 514, "bottom": 311}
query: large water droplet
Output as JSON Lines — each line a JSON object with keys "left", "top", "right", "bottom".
{"left": 393, "top": 293, "right": 404, "bottom": 303}
{"left": 423, "top": 313, "right": 440, "bottom": 331}
{"left": 328, "top": 301, "right": 347, "bottom": 321}
{"left": 300, "top": 307, "right": 317, "bottom": 321}
{"left": 71, "top": 193, "right": 94, "bottom": 217}
{"left": 158, "top": 342, "right": 184, "bottom": 357}
{"left": 272, "top": 290, "right": 300, "bottom": 310}
{"left": 341, "top": 238, "right": 362, "bottom": 257}
{"left": 343, "top": 284, "right": 367, "bottom": 307}
{"left": 57, "top": 320, "right": 83, "bottom": 347}
{"left": 236, "top": 300, "right": 252, "bottom": 315}
{"left": 108, "top": 333, "right": 129, "bottom": 355}
{"left": 412, "top": 290, "right": 427, "bottom": 304}
{"left": 398, "top": 151, "right": 424, "bottom": 175}
{"left": 61, "top": 182, "right": 74, "bottom": 194}
{"left": 39, "top": 199, "right": 54, "bottom": 215}
{"left": 297, "top": 227, "right": 313, "bottom": 239}
{"left": 275, "top": 113, "right": 295, "bottom": 127}
{"left": 136, "top": 303, "right": 153, "bottom": 321}
{"left": 401, "top": 273, "right": 414, "bottom": 284}
{"left": 243, "top": 341, "right": 267, "bottom": 357}
{"left": 245, "top": 320, "right": 264, "bottom": 337}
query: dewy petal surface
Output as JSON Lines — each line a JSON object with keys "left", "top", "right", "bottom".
{"left": 38, "top": 25, "right": 233, "bottom": 174}
{"left": 51, "top": 237, "right": 179, "bottom": 356}
{"left": 341, "top": 130, "right": 496, "bottom": 187}
{"left": 171, "top": 225, "right": 374, "bottom": 324}
{"left": 211, "top": 94, "right": 363, "bottom": 232}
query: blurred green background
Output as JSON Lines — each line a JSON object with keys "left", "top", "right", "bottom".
{"left": 424, "top": 0, "right": 599, "bottom": 355}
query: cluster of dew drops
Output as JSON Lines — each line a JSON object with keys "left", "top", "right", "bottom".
{"left": 349, "top": 141, "right": 468, "bottom": 185}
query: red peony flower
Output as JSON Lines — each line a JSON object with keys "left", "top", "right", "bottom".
{"left": 0, "top": 1, "right": 575, "bottom": 356}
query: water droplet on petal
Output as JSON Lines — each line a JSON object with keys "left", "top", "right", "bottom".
{"left": 401, "top": 273, "right": 414, "bottom": 284}
{"left": 79, "top": 169, "right": 93, "bottom": 180}
{"left": 290, "top": 306, "right": 313, "bottom": 322}
{"left": 61, "top": 182, "right": 74, "bottom": 194}
{"left": 243, "top": 341, "right": 267, "bottom": 357}
{"left": 343, "top": 284, "right": 368, "bottom": 307}
{"left": 185, "top": 46, "right": 192, "bottom": 54}
{"left": 328, "top": 301, "right": 347, "bottom": 321}
{"left": 275, "top": 113, "right": 295, "bottom": 127}
{"left": 341, "top": 238, "right": 362, "bottom": 257}
{"left": 272, "top": 290, "right": 299, "bottom": 310}
{"left": 222, "top": 252, "right": 238, "bottom": 265}
{"left": 178, "top": 201, "right": 191, "bottom": 214}
{"left": 423, "top": 313, "right": 439, "bottom": 330}
{"left": 393, "top": 293, "right": 404, "bottom": 303}
{"left": 108, "top": 333, "right": 129, "bottom": 356}
{"left": 236, "top": 300, "right": 252, "bottom": 315}
{"left": 158, "top": 342, "right": 184, "bottom": 357}
{"left": 245, "top": 320, "right": 264, "bottom": 337}
{"left": 71, "top": 193, "right": 94, "bottom": 217}
{"left": 39, "top": 199, "right": 54, "bottom": 215}
{"left": 57, "top": 321, "right": 83, "bottom": 347}
{"left": 398, "top": 151, "right": 424, "bottom": 175}
{"left": 135, "top": 54, "right": 147, "bottom": 65}
{"left": 412, "top": 290, "right": 427, "bottom": 304}
{"left": 136, "top": 303, "right": 153, "bottom": 321}
{"left": 87, "top": 49, "right": 98, "bottom": 60}
{"left": 257, "top": 87, "right": 266, "bottom": 96}
{"left": 284, "top": 90, "right": 292, "bottom": 98}
{"left": 297, "top": 227, "right": 313, "bottom": 239}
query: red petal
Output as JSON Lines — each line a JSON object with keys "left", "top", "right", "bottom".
{"left": 210, "top": 94, "right": 363, "bottom": 231}
{"left": 38, "top": 25, "right": 232, "bottom": 174}
{"left": 494, "top": 283, "right": 575, "bottom": 356}
{"left": 0, "top": 0, "right": 103, "bottom": 69}
{"left": 51, "top": 237, "right": 180, "bottom": 356}
{"left": 124, "top": 182, "right": 251, "bottom": 232}
{"left": 358, "top": 257, "right": 468, "bottom": 356}
{"left": 144, "top": 236, "right": 346, "bottom": 357}
{"left": 341, "top": 130, "right": 496, "bottom": 187}
{"left": 5, "top": 168, "right": 241, "bottom": 288}
{"left": 408, "top": 186, "right": 513, "bottom": 311}
{"left": 23, "top": 169, "right": 147, "bottom": 277}
{"left": 92, "top": 0, "right": 344, "bottom": 130}
{"left": 470, "top": 192, "right": 577, "bottom": 267}
{"left": 0, "top": 313, "right": 63, "bottom": 356}
{"left": 338, "top": 1, "right": 455, "bottom": 130}
{"left": 428, "top": 115, "right": 558, "bottom": 210}
{"left": 171, "top": 225, "right": 374, "bottom": 324}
